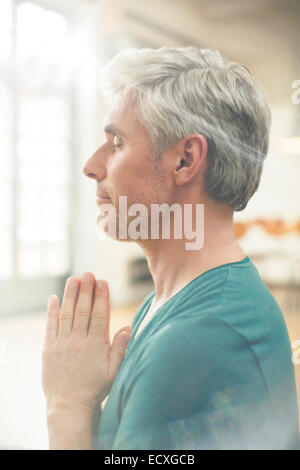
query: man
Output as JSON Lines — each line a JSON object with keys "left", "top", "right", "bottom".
{"left": 42, "top": 46, "right": 299, "bottom": 449}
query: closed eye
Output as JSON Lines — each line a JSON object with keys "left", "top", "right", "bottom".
{"left": 112, "top": 135, "right": 123, "bottom": 151}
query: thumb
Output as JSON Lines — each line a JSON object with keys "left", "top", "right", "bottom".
{"left": 109, "top": 327, "right": 132, "bottom": 381}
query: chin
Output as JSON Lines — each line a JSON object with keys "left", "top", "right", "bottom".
{"left": 95, "top": 220, "right": 134, "bottom": 243}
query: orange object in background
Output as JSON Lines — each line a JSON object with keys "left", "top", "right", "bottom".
{"left": 293, "top": 221, "right": 300, "bottom": 236}
{"left": 234, "top": 219, "right": 300, "bottom": 238}
{"left": 234, "top": 222, "right": 249, "bottom": 238}
{"left": 262, "top": 219, "right": 290, "bottom": 236}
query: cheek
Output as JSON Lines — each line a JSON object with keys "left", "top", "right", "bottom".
{"left": 108, "top": 157, "right": 131, "bottom": 194}
{"left": 108, "top": 151, "right": 168, "bottom": 206}
{"left": 109, "top": 152, "right": 146, "bottom": 192}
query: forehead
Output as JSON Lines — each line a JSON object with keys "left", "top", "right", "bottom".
{"left": 103, "top": 99, "right": 148, "bottom": 139}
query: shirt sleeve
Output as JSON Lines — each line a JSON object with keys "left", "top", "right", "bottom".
{"left": 109, "top": 315, "right": 273, "bottom": 450}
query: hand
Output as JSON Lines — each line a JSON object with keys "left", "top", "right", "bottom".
{"left": 42, "top": 272, "right": 132, "bottom": 415}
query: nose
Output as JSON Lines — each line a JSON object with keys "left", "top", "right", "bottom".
{"left": 82, "top": 147, "right": 107, "bottom": 181}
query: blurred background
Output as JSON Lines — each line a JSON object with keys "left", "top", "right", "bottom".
{"left": 0, "top": 0, "right": 300, "bottom": 449}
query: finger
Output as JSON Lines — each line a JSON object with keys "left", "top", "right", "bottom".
{"left": 72, "top": 272, "right": 95, "bottom": 336}
{"left": 88, "top": 280, "right": 110, "bottom": 342}
{"left": 58, "top": 277, "right": 80, "bottom": 337}
{"left": 114, "top": 324, "right": 132, "bottom": 339}
{"left": 44, "top": 295, "right": 59, "bottom": 347}
{"left": 108, "top": 329, "right": 131, "bottom": 381}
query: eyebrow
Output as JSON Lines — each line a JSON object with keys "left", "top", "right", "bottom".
{"left": 103, "top": 124, "right": 126, "bottom": 137}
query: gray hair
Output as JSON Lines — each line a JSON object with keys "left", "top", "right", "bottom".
{"left": 99, "top": 46, "right": 271, "bottom": 211}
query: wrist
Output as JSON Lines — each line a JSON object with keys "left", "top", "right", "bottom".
{"left": 47, "top": 397, "right": 96, "bottom": 416}
{"left": 47, "top": 399, "right": 101, "bottom": 450}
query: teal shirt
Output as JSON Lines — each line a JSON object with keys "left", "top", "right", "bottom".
{"left": 98, "top": 256, "right": 299, "bottom": 449}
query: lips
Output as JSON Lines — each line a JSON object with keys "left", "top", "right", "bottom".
{"left": 96, "top": 194, "right": 111, "bottom": 205}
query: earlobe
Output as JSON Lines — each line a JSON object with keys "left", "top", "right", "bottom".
{"left": 174, "top": 156, "right": 194, "bottom": 186}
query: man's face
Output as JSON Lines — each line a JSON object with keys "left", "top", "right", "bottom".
{"left": 83, "top": 100, "right": 169, "bottom": 241}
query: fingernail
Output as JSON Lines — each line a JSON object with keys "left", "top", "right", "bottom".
{"left": 48, "top": 295, "right": 57, "bottom": 307}
{"left": 67, "top": 278, "right": 77, "bottom": 288}
{"left": 122, "top": 325, "right": 132, "bottom": 333}
{"left": 82, "top": 272, "right": 92, "bottom": 283}
{"left": 97, "top": 280, "right": 107, "bottom": 290}
{"left": 120, "top": 332, "right": 130, "bottom": 345}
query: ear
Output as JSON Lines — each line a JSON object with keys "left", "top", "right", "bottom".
{"left": 173, "top": 134, "right": 208, "bottom": 186}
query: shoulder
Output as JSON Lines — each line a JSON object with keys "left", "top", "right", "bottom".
{"left": 218, "top": 260, "right": 290, "bottom": 350}
{"left": 181, "top": 258, "right": 287, "bottom": 349}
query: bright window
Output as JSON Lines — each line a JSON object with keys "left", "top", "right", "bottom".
{"left": 0, "top": 0, "right": 72, "bottom": 283}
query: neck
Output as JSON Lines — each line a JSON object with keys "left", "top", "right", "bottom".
{"left": 137, "top": 203, "right": 245, "bottom": 306}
